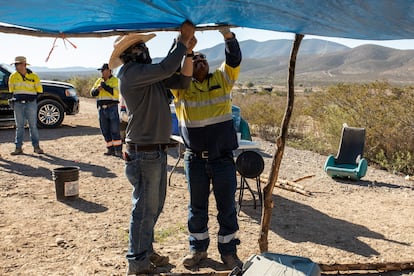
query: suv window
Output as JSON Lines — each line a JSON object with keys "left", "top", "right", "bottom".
{"left": 0, "top": 68, "right": 7, "bottom": 88}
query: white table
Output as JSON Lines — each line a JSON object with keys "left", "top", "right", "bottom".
{"left": 238, "top": 139, "right": 260, "bottom": 150}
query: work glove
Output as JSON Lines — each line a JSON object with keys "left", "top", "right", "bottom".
{"left": 100, "top": 82, "right": 114, "bottom": 95}
{"left": 91, "top": 88, "right": 99, "bottom": 97}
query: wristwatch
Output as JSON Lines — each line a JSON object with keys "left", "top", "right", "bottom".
{"left": 186, "top": 51, "right": 194, "bottom": 58}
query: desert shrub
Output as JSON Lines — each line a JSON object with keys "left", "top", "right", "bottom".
{"left": 232, "top": 91, "right": 310, "bottom": 142}
{"left": 233, "top": 82, "right": 414, "bottom": 174}
{"left": 304, "top": 82, "right": 414, "bottom": 175}
{"left": 233, "top": 93, "right": 285, "bottom": 141}
{"left": 69, "top": 76, "right": 98, "bottom": 98}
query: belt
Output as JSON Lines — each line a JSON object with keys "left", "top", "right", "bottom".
{"left": 98, "top": 102, "right": 118, "bottom": 109}
{"left": 126, "top": 143, "right": 168, "bottom": 152}
{"left": 15, "top": 99, "right": 35, "bottom": 104}
{"left": 186, "top": 149, "right": 209, "bottom": 159}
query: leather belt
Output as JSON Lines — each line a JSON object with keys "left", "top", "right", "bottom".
{"left": 186, "top": 149, "right": 209, "bottom": 159}
{"left": 98, "top": 102, "right": 118, "bottom": 109}
{"left": 126, "top": 143, "right": 167, "bottom": 152}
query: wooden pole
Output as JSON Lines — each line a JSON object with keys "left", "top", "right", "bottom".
{"left": 319, "top": 261, "right": 414, "bottom": 272}
{"left": 258, "top": 33, "right": 304, "bottom": 252}
{"left": 0, "top": 24, "right": 238, "bottom": 38}
{"left": 158, "top": 272, "right": 231, "bottom": 276}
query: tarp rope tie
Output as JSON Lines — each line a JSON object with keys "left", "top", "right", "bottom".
{"left": 45, "top": 34, "right": 77, "bottom": 62}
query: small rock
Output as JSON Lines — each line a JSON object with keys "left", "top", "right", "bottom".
{"left": 56, "top": 237, "right": 66, "bottom": 246}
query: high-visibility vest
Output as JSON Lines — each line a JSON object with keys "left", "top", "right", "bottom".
{"left": 9, "top": 70, "right": 43, "bottom": 99}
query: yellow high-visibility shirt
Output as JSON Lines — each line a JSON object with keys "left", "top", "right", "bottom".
{"left": 171, "top": 62, "right": 240, "bottom": 128}
{"left": 90, "top": 75, "right": 120, "bottom": 101}
{"left": 9, "top": 70, "right": 43, "bottom": 98}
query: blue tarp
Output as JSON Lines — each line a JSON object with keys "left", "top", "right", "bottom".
{"left": 1, "top": 1, "right": 414, "bottom": 40}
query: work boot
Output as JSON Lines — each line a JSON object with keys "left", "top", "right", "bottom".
{"left": 150, "top": 251, "right": 169, "bottom": 266}
{"left": 34, "top": 146, "right": 44, "bottom": 154}
{"left": 126, "top": 258, "right": 155, "bottom": 275}
{"left": 11, "top": 148, "right": 23, "bottom": 155}
{"left": 114, "top": 150, "right": 123, "bottom": 158}
{"left": 104, "top": 147, "right": 114, "bottom": 156}
{"left": 182, "top": 251, "right": 207, "bottom": 268}
{"left": 221, "top": 254, "right": 243, "bottom": 270}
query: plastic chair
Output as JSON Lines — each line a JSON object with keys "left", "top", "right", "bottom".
{"left": 324, "top": 125, "right": 368, "bottom": 180}
{"left": 235, "top": 151, "right": 264, "bottom": 213}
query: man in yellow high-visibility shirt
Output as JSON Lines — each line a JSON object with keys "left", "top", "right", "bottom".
{"left": 9, "top": 56, "right": 44, "bottom": 155}
{"left": 171, "top": 27, "right": 243, "bottom": 270}
{"left": 90, "top": 63, "right": 122, "bottom": 157}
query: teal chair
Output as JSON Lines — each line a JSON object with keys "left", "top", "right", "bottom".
{"left": 324, "top": 125, "right": 368, "bottom": 180}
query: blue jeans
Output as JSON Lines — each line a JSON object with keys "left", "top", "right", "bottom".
{"left": 125, "top": 149, "right": 167, "bottom": 266}
{"left": 98, "top": 105, "right": 121, "bottom": 147}
{"left": 13, "top": 100, "right": 40, "bottom": 148}
{"left": 184, "top": 151, "right": 240, "bottom": 255}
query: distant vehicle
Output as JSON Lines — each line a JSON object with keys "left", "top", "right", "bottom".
{"left": 0, "top": 63, "right": 79, "bottom": 128}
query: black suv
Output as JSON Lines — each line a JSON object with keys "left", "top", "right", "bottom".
{"left": 0, "top": 63, "right": 79, "bottom": 128}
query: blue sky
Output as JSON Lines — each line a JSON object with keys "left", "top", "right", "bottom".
{"left": 1, "top": 27, "right": 413, "bottom": 69}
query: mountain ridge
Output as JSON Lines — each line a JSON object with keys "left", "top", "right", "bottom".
{"left": 34, "top": 39, "right": 414, "bottom": 86}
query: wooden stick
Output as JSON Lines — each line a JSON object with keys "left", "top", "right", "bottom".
{"left": 279, "top": 179, "right": 305, "bottom": 190}
{"left": 0, "top": 24, "right": 238, "bottom": 38}
{"left": 158, "top": 272, "right": 231, "bottom": 276}
{"left": 274, "top": 182, "right": 312, "bottom": 196}
{"left": 259, "top": 174, "right": 312, "bottom": 196}
{"left": 319, "top": 261, "right": 414, "bottom": 272}
{"left": 293, "top": 174, "right": 315, "bottom": 183}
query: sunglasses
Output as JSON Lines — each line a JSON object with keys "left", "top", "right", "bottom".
{"left": 132, "top": 42, "right": 147, "bottom": 50}
{"left": 193, "top": 54, "right": 206, "bottom": 61}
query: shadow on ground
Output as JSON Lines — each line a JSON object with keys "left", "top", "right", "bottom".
{"left": 0, "top": 152, "right": 117, "bottom": 180}
{"left": 58, "top": 197, "right": 108, "bottom": 213}
{"left": 0, "top": 123, "right": 100, "bottom": 143}
{"left": 241, "top": 194, "right": 409, "bottom": 258}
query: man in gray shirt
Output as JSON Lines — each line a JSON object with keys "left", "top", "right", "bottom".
{"left": 108, "top": 20, "right": 196, "bottom": 275}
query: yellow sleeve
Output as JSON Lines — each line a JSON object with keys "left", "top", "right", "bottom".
{"left": 34, "top": 74, "right": 43, "bottom": 93}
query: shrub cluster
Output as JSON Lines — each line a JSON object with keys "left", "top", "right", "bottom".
{"left": 68, "top": 76, "right": 98, "bottom": 98}
{"left": 233, "top": 82, "right": 413, "bottom": 175}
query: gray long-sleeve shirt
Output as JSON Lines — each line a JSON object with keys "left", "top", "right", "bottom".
{"left": 117, "top": 41, "right": 190, "bottom": 145}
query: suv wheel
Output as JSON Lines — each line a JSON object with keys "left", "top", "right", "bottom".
{"left": 37, "top": 99, "right": 64, "bottom": 128}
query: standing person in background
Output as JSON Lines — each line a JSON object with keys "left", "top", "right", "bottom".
{"left": 90, "top": 63, "right": 122, "bottom": 157}
{"left": 171, "top": 27, "right": 243, "bottom": 270}
{"left": 108, "top": 20, "right": 196, "bottom": 275}
{"left": 9, "top": 56, "right": 44, "bottom": 155}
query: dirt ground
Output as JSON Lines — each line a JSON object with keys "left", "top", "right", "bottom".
{"left": 0, "top": 97, "right": 413, "bottom": 276}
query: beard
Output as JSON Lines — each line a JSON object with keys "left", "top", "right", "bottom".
{"left": 193, "top": 61, "right": 209, "bottom": 81}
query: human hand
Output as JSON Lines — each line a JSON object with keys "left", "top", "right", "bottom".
{"left": 218, "top": 26, "right": 233, "bottom": 39}
{"left": 120, "top": 111, "right": 128, "bottom": 122}
{"left": 179, "top": 20, "right": 195, "bottom": 47}
{"left": 187, "top": 36, "right": 197, "bottom": 53}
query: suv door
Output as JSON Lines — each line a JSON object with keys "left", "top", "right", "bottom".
{"left": 0, "top": 68, "right": 15, "bottom": 126}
